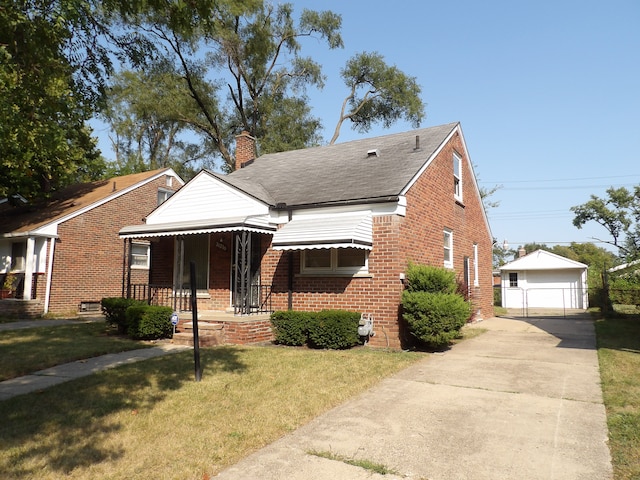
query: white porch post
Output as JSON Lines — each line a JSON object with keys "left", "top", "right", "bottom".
{"left": 22, "top": 237, "right": 35, "bottom": 300}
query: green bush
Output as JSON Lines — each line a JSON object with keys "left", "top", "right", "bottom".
{"left": 307, "top": 310, "right": 361, "bottom": 350}
{"left": 271, "top": 310, "right": 313, "bottom": 346}
{"left": 101, "top": 297, "right": 146, "bottom": 334}
{"left": 493, "top": 286, "right": 502, "bottom": 306}
{"left": 126, "top": 305, "right": 174, "bottom": 340}
{"left": 402, "top": 290, "right": 471, "bottom": 349}
{"left": 405, "top": 263, "right": 457, "bottom": 294}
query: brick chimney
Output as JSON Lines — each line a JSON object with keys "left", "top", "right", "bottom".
{"left": 235, "top": 131, "right": 257, "bottom": 170}
{"left": 518, "top": 246, "right": 526, "bottom": 258}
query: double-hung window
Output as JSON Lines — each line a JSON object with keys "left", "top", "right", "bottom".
{"left": 301, "top": 248, "right": 368, "bottom": 275}
{"left": 509, "top": 272, "right": 518, "bottom": 287}
{"left": 443, "top": 229, "right": 453, "bottom": 269}
{"left": 131, "top": 242, "right": 150, "bottom": 269}
{"left": 453, "top": 152, "right": 463, "bottom": 202}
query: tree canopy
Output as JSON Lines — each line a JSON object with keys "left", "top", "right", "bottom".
{"left": 571, "top": 186, "right": 640, "bottom": 261}
{"left": 1, "top": 0, "right": 427, "bottom": 196}
{"left": 0, "top": 1, "right": 104, "bottom": 200}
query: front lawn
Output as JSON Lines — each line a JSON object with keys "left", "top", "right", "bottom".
{"left": 0, "top": 346, "right": 424, "bottom": 479}
{"left": 0, "top": 322, "right": 150, "bottom": 381}
{"left": 596, "top": 312, "right": 640, "bottom": 480}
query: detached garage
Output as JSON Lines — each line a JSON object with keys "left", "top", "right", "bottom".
{"left": 500, "top": 249, "right": 588, "bottom": 310}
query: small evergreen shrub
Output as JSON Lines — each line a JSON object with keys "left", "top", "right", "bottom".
{"left": 307, "top": 310, "right": 361, "bottom": 350}
{"left": 271, "top": 310, "right": 312, "bottom": 346}
{"left": 405, "top": 263, "right": 457, "bottom": 294}
{"left": 402, "top": 291, "right": 471, "bottom": 349}
{"left": 101, "top": 297, "right": 146, "bottom": 334}
{"left": 126, "top": 305, "right": 174, "bottom": 340}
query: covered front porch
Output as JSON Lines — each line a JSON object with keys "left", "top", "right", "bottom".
{"left": 120, "top": 216, "right": 278, "bottom": 318}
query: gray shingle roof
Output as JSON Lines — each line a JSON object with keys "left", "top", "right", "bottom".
{"left": 217, "top": 122, "right": 458, "bottom": 208}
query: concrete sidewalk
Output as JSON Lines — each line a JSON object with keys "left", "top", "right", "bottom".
{"left": 214, "top": 314, "right": 613, "bottom": 480}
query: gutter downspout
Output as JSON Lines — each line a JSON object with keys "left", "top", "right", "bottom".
{"left": 287, "top": 209, "right": 293, "bottom": 310}
{"left": 43, "top": 238, "right": 56, "bottom": 314}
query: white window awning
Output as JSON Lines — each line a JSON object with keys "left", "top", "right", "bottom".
{"left": 119, "top": 215, "right": 276, "bottom": 239}
{"left": 272, "top": 213, "right": 373, "bottom": 251}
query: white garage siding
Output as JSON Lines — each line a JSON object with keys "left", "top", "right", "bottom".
{"left": 500, "top": 250, "right": 589, "bottom": 311}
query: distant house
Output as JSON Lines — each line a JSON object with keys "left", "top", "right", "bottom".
{"left": 120, "top": 123, "right": 494, "bottom": 348}
{"left": 499, "top": 249, "right": 588, "bottom": 310}
{"left": 0, "top": 168, "right": 184, "bottom": 317}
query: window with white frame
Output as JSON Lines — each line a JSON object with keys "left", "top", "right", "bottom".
{"left": 453, "top": 152, "right": 462, "bottom": 201}
{"left": 509, "top": 272, "right": 518, "bottom": 287}
{"left": 473, "top": 243, "right": 479, "bottom": 287}
{"left": 157, "top": 188, "right": 174, "bottom": 205}
{"left": 301, "top": 248, "right": 368, "bottom": 275}
{"left": 131, "top": 242, "right": 150, "bottom": 269}
{"left": 443, "top": 229, "right": 453, "bottom": 268}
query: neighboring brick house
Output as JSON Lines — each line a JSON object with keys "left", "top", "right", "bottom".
{"left": 120, "top": 123, "right": 493, "bottom": 348}
{"left": 0, "top": 168, "right": 183, "bottom": 317}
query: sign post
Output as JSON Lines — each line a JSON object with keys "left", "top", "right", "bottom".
{"left": 190, "top": 261, "right": 202, "bottom": 382}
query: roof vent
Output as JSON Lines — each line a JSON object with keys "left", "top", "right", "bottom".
{"left": 414, "top": 135, "right": 420, "bottom": 150}
{"left": 367, "top": 149, "right": 380, "bottom": 158}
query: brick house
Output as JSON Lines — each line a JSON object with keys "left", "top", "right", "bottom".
{"left": 0, "top": 168, "right": 183, "bottom": 317}
{"left": 119, "top": 123, "right": 493, "bottom": 348}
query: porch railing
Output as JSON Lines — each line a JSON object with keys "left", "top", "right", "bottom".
{"left": 235, "top": 284, "right": 273, "bottom": 315}
{"left": 129, "top": 284, "right": 192, "bottom": 311}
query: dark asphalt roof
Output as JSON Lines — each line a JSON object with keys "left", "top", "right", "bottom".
{"left": 215, "top": 122, "right": 458, "bottom": 207}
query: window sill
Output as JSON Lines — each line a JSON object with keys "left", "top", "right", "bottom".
{"left": 454, "top": 199, "right": 465, "bottom": 208}
{"left": 296, "top": 273, "right": 373, "bottom": 279}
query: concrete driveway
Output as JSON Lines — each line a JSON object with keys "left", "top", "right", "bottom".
{"left": 214, "top": 313, "right": 612, "bottom": 479}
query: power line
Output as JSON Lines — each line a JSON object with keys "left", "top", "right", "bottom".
{"left": 480, "top": 174, "right": 640, "bottom": 184}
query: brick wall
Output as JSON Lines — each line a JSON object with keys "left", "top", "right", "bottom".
{"left": 47, "top": 176, "right": 178, "bottom": 315}
{"left": 400, "top": 130, "right": 494, "bottom": 321}
{"left": 259, "top": 131, "right": 493, "bottom": 349}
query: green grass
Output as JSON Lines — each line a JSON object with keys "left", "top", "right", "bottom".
{"left": 0, "top": 322, "right": 151, "bottom": 381}
{"left": 308, "top": 450, "right": 398, "bottom": 475}
{"left": 595, "top": 310, "right": 640, "bottom": 480}
{"left": 0, "top": 345, "right": 424, "bottom": 479}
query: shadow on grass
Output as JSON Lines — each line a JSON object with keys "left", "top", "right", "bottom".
{"left": 0, "top": 346, "right": 247, "bottom": 478}
{"left": 595, "top": 312, "right": 640, "bottom": 354}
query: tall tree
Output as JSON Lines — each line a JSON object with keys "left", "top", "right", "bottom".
{"left": 330, "top": 52, "right": 425, "bottom": 144}
{"left": 115, "top": 1, "right": 342, "bottom": 172}
{"left": 102, "top": 68, "right": 210, "bottom": 179}
{"left": 571, "top": 186, "right": 640, "bottom": 260}
{"left": 0, "top": 1, "right": 105, "bottom": 200}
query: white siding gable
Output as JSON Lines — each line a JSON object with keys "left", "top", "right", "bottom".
{"left": 146, "top": 171, "right": 268, "bottom": 225}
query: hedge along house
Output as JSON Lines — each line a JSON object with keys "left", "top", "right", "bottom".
{"left": 119, "top": 123, "right": 494, "bottom": 348}
{"left": 0, "top": 168, "right": 183, "bottom": 318}
{"left": 499, "top": 249, "right": 589, "bottom": 312}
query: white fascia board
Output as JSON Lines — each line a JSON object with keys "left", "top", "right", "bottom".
{"left": 26, "top": 169, "right": 178, "bottom": 235}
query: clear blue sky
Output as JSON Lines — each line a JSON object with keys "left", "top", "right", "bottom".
{"left": 93, "top": 0, "right": 640, "bottom": 254}
{"left": 284, "top": 0, "right": 640, "bottom": 254}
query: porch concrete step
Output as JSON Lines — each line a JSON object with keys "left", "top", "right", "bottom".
{"left": 172, "top": 331, "right": 223, "bottom": 347}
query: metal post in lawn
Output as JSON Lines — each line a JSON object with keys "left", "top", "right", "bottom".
{"left": 190, "top": 261, "right": 202, "bottom": 382}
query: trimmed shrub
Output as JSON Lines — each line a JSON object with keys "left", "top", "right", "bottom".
{"left": 307, "top": 310, "right": 361, "bottom": 350}
{"left": 405, "top": 263, "right": 457, "bottom": 294}
{"left": 126, "top": 305, "right": 174, "bottom": 340}
{"left": 101, "top": 297, "right": 146, "bottom": 334}
{"left": 402, "top": 290, "right": 471, "bottom": 349}
{"left": 271, "top": 310, "right": 313, "bottom": 346}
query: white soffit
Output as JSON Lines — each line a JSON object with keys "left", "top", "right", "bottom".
{"left": 272, "top": 213, "right": 373, "bottom": 251}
